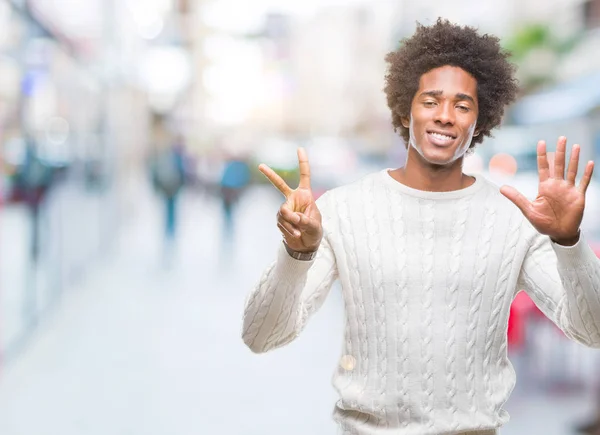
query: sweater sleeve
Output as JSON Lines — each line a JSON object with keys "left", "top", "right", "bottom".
{"left": 241, "top": 192, "right": 339, "bottom": 354}
{"left": 517, "top": 223, "right": 600, "bottom": 348}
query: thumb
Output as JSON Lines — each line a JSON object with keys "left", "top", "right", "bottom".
{"left": 500, "top": 185, "right": 531, "bottom": 217}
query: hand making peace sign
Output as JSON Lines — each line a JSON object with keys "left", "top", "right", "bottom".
{"left": 258, "top": 148, "right": 323, "bottom": 253}
{"left": 500, "top": 136, "right": 595, "bottom": 245}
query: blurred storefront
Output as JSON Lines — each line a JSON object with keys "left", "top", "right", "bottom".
{"left": 508, "top": 71, "right": 600, "bottom": 170}
{"left": 0, "top": 0, "right": 153, "bottom": 361}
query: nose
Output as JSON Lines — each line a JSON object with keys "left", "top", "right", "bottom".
{"left": 434, "top": 102, "right": 455, "bottom": 125}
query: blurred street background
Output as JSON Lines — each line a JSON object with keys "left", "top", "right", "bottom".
{"left": 0, "top": 0, "right": 600, "bottom": 434}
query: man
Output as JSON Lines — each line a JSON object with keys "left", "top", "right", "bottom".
{"left": 150, "top": 131, "right": 187, "bottom": 264}
{"left": 241, "top": 19, "right": 600, "bottom": 434}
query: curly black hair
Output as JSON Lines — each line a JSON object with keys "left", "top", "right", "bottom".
{"left": 384, "top": 18, "right": 519, "bottom": 148}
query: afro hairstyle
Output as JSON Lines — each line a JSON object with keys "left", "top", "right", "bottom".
{"left": 384, "top": 18, "right": 520, "bottom": 148}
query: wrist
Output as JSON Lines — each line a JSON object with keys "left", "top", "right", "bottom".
{"left": 283, "top": 242, "right": 319, "bottom": 260}
{"left": 551, "top": 230, "right": 580, "bottom": 246}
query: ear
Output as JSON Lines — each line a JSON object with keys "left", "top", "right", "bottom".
{"left": 401, "top": 116, "right": 410, "bottom": 129}
{"left": 473, "top": 128, "right": 480, "bottom": 137}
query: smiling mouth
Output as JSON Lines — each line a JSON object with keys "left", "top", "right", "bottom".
{"left": 427, "top": 131, "right": 456, "bottom": 146}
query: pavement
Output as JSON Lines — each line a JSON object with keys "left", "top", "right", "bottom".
{"left": 0, "top": 181, "right": 598, "bottom": 435}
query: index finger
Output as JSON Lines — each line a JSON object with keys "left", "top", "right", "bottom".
{"left": 258, "top": 163, "right": 292, "bottom": 197}
{"left": 297, "top": 147, "right": 311, "bottom": 189}
{"left": 578, "top": 161, "right": 595, "bottom": 194}
{"left": 537, "top": 140, "right": 550, "bottom": 182}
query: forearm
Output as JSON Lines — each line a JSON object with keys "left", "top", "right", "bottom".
{"left": 553, "top": 236, "right": 600, "bottom": 347}
{"left": 242, "top": 244, "right": 314, "bottom": 353}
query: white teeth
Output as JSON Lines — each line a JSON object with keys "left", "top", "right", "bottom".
{"left": 430, "top": 132, "right": 453, "bottom": 141}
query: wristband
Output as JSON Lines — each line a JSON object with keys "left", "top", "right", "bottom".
{"left": 283, "top": 242, "right": 318, "bottom": 261}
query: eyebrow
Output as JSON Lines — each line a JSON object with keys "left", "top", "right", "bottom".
{"left": 419, "top": 90, "right": 476, "bottom": 105}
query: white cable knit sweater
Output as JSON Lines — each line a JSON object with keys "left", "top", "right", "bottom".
{"left": 242, "top": 169, "right": 600, "bottom": 435}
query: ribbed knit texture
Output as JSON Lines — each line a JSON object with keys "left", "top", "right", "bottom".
{"left": 242, "top": 169, "right": 600, "bottom": 435}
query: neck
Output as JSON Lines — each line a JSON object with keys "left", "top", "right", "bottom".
{"left": 390, "top": 148, "right": 474, "bottom": 192}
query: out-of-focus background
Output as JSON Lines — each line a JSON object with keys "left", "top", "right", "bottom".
{"left": 0, "top": 0, "right": 600, "bottom": 434}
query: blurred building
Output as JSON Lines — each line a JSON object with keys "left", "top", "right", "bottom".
{"left": 505, "top": 0, "right": 600, "bottom": 174}
{"left": 0, "top": 0, "right": 191, "bottom": 361}
{"left": 280, "top": 6, "right": 397, "bottom": 151}
{"left": 183, "top": 1, "right": 403, "bottom": 156}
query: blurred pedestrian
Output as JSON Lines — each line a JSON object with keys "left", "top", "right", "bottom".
{"left": 12, "top": 136, "right": 56, "bottom": 326}
{"left": 13, "top": 136, "right": 55, "bottom": 263}
{"left": 219, "top": 156, "right": 250, "bottom": 237}
{"left": 241, "top": 18, "right": 600, "bottom": 434}
{"left": 150, "top": 134, "right": 187, "bottom": 260}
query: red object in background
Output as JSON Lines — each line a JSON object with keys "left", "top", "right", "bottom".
{"left": 507, "top": 241, "right": 600, "bottom": 350}
{"left": 507, "top": 292, "right": 537, "bottom": 350}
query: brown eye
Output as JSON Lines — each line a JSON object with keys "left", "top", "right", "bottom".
{"left": 457, "top": 105, "right": 470, "bottom": 112}
{"left": 424, "top": 101, "right": 436, "bottom": 107}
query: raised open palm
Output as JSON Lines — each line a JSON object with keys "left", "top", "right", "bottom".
{"left": 500, "top": 137, "right": 595, "bottom": 245}
{"left": 259, "top": 148, "right": 323, "bottom": 253}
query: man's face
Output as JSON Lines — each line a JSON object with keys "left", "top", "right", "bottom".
{"left": 402, "top": 65, "right": 479, "bottom": 166}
